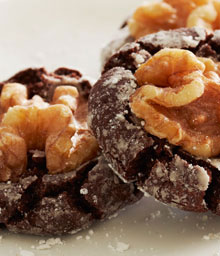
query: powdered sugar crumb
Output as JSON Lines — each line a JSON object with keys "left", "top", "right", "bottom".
{"left": 202, "top": 233, "right": 220, "bottom": 240}
{"left": 80, "top": 188, "right": 88, "bottom": 195}
{"left": 108, "top": 241, "right": 130, "bottom": 253}
{"left": 34, "top": 238, "right": 63, "bottom": 250}
{"left": 141, "top": 121, "right": 145, "bottom": 126}
{"left": 212, "top": 30, "right": 220, "bottom": 42}
{"left": 203, "top": 235, "right": 210, "bottom": 240}
{"left": 145, "top": 210, "right": 161, "bottom": 221}
{"left": 196, "top": 167, "right": 210, "bottom": 191}
{"left": 88, "top": 229, "right": 94, "bottom": 236}
{"left": 131, "top": 52, "right": 145, "bottom": 67}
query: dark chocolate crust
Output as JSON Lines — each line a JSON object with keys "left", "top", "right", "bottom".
{"left": 0, "top": 68, "right": 142, "bottom": 235}
{"left": 89, "top": 27, "right": 220, "bottom": 214}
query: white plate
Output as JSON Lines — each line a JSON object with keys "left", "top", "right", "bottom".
{"left": 0, "top": 1, "right": 220, "bottom": 255}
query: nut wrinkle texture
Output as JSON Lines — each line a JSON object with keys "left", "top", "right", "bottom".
{"left": 131, "top": 48, "right": 220, "bottom": 158}
{"left": 89, "top": 28, "right": 220, "bottom": 214}
{"left": 0, "top": 80, "right": 98, "bottom": 181}
{"left": 129, "top": 0, "right": 220, "bottom": 39}
{"left": 0, "top": 68, "right": 142, "bottom": 235}
{"left": 101, "top": 0, "right": 220, "bottom": 69}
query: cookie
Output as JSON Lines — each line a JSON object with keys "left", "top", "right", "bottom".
{"left": 0, "top": 68, "right": 142, "bottom": 235}
{"left": 102, "top": 0, "right": 220, "bottom": 66}
{"left": 89, "top": 27, "right": 220, "bottom": 214}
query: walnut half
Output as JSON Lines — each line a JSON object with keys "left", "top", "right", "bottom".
{"left": 0, "top": 83, "right": 98, "bottom": 181}
{"left": 130, "top": 48, "right": 220, "bottom": 158}
{"left": 128, "top": 0, "right": 220, "bottom": 39}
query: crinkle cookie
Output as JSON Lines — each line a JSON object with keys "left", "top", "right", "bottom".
{"left": 102, "top": 0, "right": 220, "bottom": 65}
{"left": 89, "top": 27, "right": 220, "bottom": 214}
{"left": 0, "top": 68, "right": 142, "bottom": 235}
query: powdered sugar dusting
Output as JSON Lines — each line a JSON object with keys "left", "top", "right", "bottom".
{"left": 143, "top": 155, "right": 209, "bottom": 211}
{"left": 196, "top": 166, "right": 210, "bottom": 191}
{"left": 131, "top": 52, "right": 146, "bottom": 68}
{"left": 89, "top": 67, "right": 153, "bottom": 182}
{"left": 208, "top": 158, "right": 220, "bottom": 170}
{"left": 212, "top": 30, "right": 220, "bottom": 42}
{"left": 140, "top": 27, "right": 206, "bottom": 49}
{"left": 175, "top": 156, "right": 209, "bottom": 192}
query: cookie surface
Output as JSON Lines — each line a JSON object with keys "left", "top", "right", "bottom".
{"left": 89, "top": 27, "right": 220, "bottom": 214}
{"left": 0, "top": 68, "right": 142, "bottom": 235}
{"left": 102, "top": 0, "right": 220, "bottom": 66}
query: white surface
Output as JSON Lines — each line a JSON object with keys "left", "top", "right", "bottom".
{"left": 0, "top": 0, "right": 220, "bottom": 256}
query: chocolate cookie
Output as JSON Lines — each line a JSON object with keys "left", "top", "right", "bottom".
{"left": 89, "top": 27, "right": 220, "bottom": 215}
{"left": 0, "top": 68, "right": 142, "bottom": 235}
{"left": 102, "top": 0, "right": 220, "bottom": 66}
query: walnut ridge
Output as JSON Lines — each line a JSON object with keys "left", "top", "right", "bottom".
{"left": 131, "top": 48, "right": 220, "bottom": 158}
{"left": 101, "top": 0, "right": 220, "bottom": 70}
{"left": 0, "top": 82, "right": 98, "bottom": 181}
{"left": 0, "top": 68, "right": 142, "bottom": 235}
{"left": 89, "top": 28, "right": 220, "bottom": 214}
{"left": 128, "top": 0, "right": 220, "bottom": 39}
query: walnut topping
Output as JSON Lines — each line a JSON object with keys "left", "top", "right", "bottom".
{"left": 0, "top": 83, "right": 98, "bottom": 181}
{"left": 128, "top": 0, "right": 220, "bottom": 39}
{"left": 130, "top": 48, "right": 220, "bottom": 158}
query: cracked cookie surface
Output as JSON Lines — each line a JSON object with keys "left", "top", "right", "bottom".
{"left": 0, "top": 68, "right": 142, "bottom": 235}
{"left": 101, "top": 0, "right": 220, "bottom": 66}
{"left": 89, "top": 27, "right": 220, "bottom": 214}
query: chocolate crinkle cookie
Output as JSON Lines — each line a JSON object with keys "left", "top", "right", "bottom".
{"left": 89, "top": 27, "right": 220, "bottom": 215}
{"left": 0, "top": 68, "right": 142, "bottom": 235}
{"left": 101, "top": 0, "right": 220, "bottom": 66}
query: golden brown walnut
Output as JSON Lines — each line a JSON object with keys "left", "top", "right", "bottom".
{"left": 0, "top": 83, "right": 98, "bottom": 181}
{"left": 130, "top": 48, "right": 220, "bottom": 158}
{"left": 128, "top": 0, "right": 220, "bottom": 39}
